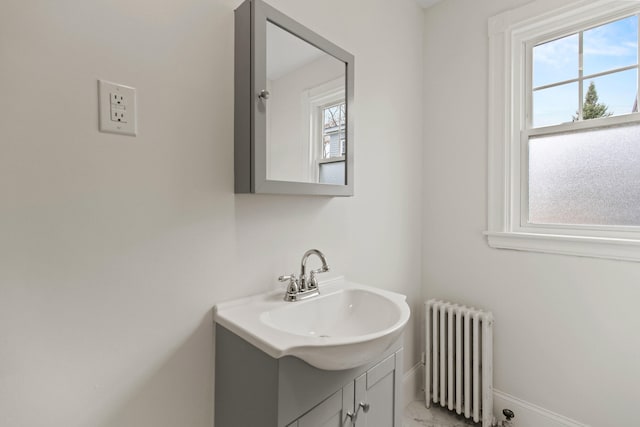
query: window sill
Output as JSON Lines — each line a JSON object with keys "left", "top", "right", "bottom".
{"left": 485, "top": 231, "right": 640, "bottom": 262}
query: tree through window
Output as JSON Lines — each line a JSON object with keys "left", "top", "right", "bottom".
{"left": 573, "top": 82, "right": 612, "bottom": 121}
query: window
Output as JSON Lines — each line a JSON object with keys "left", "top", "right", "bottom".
{"left": 318, "top": 102, "right": 346, "bottom": 185}
{"left": 320, "top": 102, "right": 346, "bottom": 159}
{"left": 487, "top": 0, "right": 640, "bottom": 261}
{"left": 303, "top": 78, "right": 346, "bottom": 185}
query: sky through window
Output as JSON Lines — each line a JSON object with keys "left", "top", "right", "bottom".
{"left": 533, "top": 15, "right": 639, "bottom": 127}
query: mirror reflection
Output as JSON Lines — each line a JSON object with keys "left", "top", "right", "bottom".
{"left": 265, "top": 21, "right": 347, "bottom": 185}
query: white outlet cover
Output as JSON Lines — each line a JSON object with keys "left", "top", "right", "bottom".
{"left": 98, "top": 80, "right": 137, "bottom": 136}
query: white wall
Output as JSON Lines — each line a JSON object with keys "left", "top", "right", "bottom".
{"left": 0, "top": 1, "right": 424, "bottom": 426}
{"left": 423, "top": 1, "right": 640, "bottom": 426}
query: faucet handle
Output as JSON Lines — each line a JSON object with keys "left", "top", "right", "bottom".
{"left": 279, "top": 273, "right": 299, "bottom": 297}
{"left": 311, "top": 265, "right": 330, "bottom": 274}
{"left": 278, "top": 273, "right": 297, "bottom": 282}
{"left": 308, "top": 265, "right": 329, "bottom": 289}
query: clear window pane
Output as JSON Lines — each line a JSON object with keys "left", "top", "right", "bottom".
{"left": 533, "top": 34, "right": 579, "bottom": 88}
{"left": 581, "top": 69, "right": 637, "bottom": 120}
{"left": 533, "top": 82, "right": 578, "bottom": 127}
{"left": 321, "top": 102, "right": 346, "bottom": 159}
{"left": 583, "top": 15, "right": 638, "bottom": 76}
{"left": 528, "top": 123, "right": 640, "bottom": 226}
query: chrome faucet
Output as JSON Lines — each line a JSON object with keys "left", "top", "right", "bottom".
{"left": 300, "top": 249, "right": 330, "bottom": 291}
{"left": 279, "top": 249, "right": 330, "bottom": 301}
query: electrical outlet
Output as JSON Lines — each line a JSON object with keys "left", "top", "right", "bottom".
{"left": 111, "top": 93, "right": 125, "bottom": 106}
{"left": 110, "top": 107, "right": 127, "bottom": 123}
{"left": 99, "top": 80, "right": 136, "bottom": 136}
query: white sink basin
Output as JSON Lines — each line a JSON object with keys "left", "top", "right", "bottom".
{"left": 261, "top": 289, "right": 402, "bottom": 338}
{"left": 214, "top": 277, "right": 410, "bottom": 370}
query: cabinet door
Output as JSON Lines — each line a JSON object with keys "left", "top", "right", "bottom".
{"left": 354, "top": 351, "right": 401, "bottom": 427}
{"left": 293, "top": 382, "right": 354, "bottom": 427}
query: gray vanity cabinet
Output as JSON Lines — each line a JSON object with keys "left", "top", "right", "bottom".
{"left": 215, "top": 324, "right": 403, "bottom": 427}
{"left": 286, "top": 383, "right": 352, "bottom": 427}
{"left": 286, "top": 353, "right": 401, "bottom": 427}
{"left": 354, "top": 353, "right": 400, "bottom": 427}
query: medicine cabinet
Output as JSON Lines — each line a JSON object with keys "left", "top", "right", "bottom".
{"left": 234, "top": 0, "right": 355, "bottom": 196}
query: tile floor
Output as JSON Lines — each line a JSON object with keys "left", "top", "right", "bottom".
{"left": 403, "top": 401, "right": 479, "bottom": 427}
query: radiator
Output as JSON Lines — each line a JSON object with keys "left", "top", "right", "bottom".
{"left": 425, "top": 299, "right": 494, "bottom": 426}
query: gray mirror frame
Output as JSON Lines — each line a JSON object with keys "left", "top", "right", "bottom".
{"left": 234, "top": 0, "right": 355, "bottom": 196}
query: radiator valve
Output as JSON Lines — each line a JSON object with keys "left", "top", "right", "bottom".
{"left": 497, "top": 408, "right": 515, "bottom": 427}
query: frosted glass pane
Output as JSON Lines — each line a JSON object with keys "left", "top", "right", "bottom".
{"left": 529, "top": 123, "right": 640, "bottom": 226}
{"left": 583, "top": 15, "right": 638, "bottom": 76}
{"left": 533, "top": 82, "right": 578, "bottom": 127}
{"left": 319, "top": 161, "right": 345, "bottom": 185}
{"left": 533, "top": 34, "right": 579, "bottom": 88}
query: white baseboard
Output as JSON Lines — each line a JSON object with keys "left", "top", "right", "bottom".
{"left": 402, "top": 366, "right": 587, "bottom": 427}
{"left": 493, "top": 389, "right": 589, "bottom": 427}
{"left": 402, "top": 362, "right": 424, "bottom": 409}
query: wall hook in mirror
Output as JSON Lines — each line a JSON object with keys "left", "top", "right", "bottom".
{"left": 258, "top": 90, "right": 270, "bottom": 100}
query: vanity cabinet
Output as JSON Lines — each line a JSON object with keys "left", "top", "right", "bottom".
{"left": 286, "top": 353, "right": 398, "bottom": 427}
{"left": 286, "top": 385, "right": 350, "bottom": 427}
{"left": 215, "top": 325, "right": 403, "bottom": 427}
{"left": 354, "top": 352, "right": 398, "bottom": 427}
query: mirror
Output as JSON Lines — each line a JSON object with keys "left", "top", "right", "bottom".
{"left": 266, "top": 22, "right": 347, "bottom": 185}
{"left": 234, "top": 0, "right": 354, "bottom": 196}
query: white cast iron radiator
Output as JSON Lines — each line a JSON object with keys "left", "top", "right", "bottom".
{"left": 425, "top": 300, "right": 494, "bottom": 426}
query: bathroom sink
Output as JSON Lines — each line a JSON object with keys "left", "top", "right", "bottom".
{"left": 261, "top": 289, "right": 402, "bottom": 337}
{"left": 214, "top": 277, "right": 410, "bottom": 370}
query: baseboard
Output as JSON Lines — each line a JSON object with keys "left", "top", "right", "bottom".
{"left": 402, "top": 362, "right": 424, "bottom": 409}
{"left": 402, "top": 366, "right": 587, "bottom": 427}
{"left": 493, "top": 389, "right": 589, "bottom": 427}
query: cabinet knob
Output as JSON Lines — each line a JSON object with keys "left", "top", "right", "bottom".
{"left": 346, "top": 402, "right": 370, "bottom": 422}
{"left": 258, "top": 90, "right": 270, "bottom": 100}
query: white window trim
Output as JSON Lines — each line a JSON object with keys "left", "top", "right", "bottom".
{"left": 487, "top": 0, "right": 640, "bottom": 262}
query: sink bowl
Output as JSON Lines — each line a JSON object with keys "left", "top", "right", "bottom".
{"left": 214, "top": 277, "right": 410, "bottom": 370}
{"left": 261, "top": 289, "right": 402, "bottom": 338}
